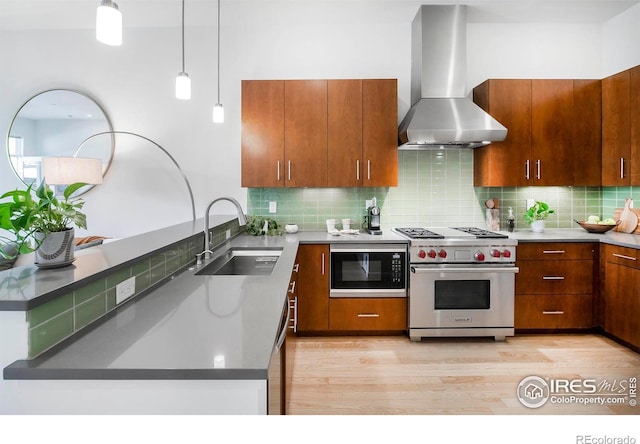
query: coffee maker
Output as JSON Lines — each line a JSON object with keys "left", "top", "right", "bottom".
{"left": 366, "top": 198, "right": 382, "bottom": 235}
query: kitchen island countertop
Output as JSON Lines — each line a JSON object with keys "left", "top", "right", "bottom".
{"left": 504, "top": 227, "right": 640, "bottom": 249}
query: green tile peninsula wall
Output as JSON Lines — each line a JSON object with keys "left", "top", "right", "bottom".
{"left": 26, "top": 219, "right": 242, "bottom": 359}
{"left": 248, "top": 150, "right": 603, "bottom": 231}
{"left": 602, "top": 187, "right": 640, "bottom": 219}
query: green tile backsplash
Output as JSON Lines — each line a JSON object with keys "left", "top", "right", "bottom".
{"left": 248, "top": 150, "right": 606, "bottom": 231}
{"left": 25, "top": 219, "right": 242, "bottom": 358}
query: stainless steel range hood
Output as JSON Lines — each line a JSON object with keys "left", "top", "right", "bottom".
{"left": 398, "top": 5, "right": 507, "bottom": 149}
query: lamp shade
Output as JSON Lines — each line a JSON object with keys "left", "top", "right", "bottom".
{"left": 213, "top": 103, "right": 224, "bottom": 123}
{"left": 42, "top": 157, "right": 103, "bottom": 185}
{"left": 96, "top": 0, "right": 122, "bottom": 46}
{"left": 176, "top": 72, "right": 191, "bottom": 100}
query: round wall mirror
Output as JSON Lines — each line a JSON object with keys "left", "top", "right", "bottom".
{"left": 6, "top": 89, "right": 114, "bottom": 193}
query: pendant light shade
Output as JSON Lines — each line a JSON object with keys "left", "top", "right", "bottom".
{"left": 213, "top": 0, "right": 224, "bottom": 123}
{"left": 213, "top": 103, "right": 224, "bottom": 123}
{"left": 96, "top": 0, "right": 122, "bottom": 46}
{"left": 176, "top": 0, "right": 191, "bottom": 100}
{"left": 176, "top": 72, "right": 191, "bottom": 100}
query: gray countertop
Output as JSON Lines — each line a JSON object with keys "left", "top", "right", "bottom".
{"left": 4, "top": 226, "right": 640, "bottom": 381}
{"left": 3, "top": 230, "right": 408, "bottom": 380}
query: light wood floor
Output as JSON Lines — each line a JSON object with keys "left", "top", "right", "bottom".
{"left": 287, "top": 334, "right": 640, "bottom": 415}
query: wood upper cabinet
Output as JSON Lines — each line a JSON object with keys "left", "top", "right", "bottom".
{"left": 295, "top": 244, "right": 329, "bottom": 332}
{"left": 328, "top": 80, "right": 362, "bottom": 187}
{"left": 284, "top": 80, "right": 328, "bottom": 187}
{"left": 241, "top": 80, "right": 285, "bottom": 188}
{"left": 602, "top": 66, "right": 640, "bottom": 186}
{"left": 473, "top": 79, "right": 531, "bottom": 187}
{"left": 473, "top": 79, "right": 601, "bottom": 187}
{"left": 362, "top": 79, "right": 398, "bottom": 187}
{"left": 242, "top": 78, "right": 398, "bottom": 188}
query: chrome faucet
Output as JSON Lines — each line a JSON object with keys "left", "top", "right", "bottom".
{"left": 202, "top": 196, "right": 248, "bottom": 259}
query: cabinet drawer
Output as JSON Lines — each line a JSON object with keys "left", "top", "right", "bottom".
{"left": 515, "top": 260, "right": 593, "bottom": 294}
{"left": 517, "top": 242, "right": 594, "bottom": 260}
{"left": 329, "top": 298, "right": 407, "bottom": 331}
{"left": 515, "top": 294, "right": 593, "bottom": 329}
{"left": 602, "top": 244, "right": 640, "bottom": 269}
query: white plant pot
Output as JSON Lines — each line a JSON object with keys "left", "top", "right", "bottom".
{"left": 530, "top": 220, "right": 546, "bottom": 233}
{"left": 34, "top": 228, "right": 75, "bottom": 268}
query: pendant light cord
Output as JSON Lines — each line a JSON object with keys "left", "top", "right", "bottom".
{"left": 217, "top": 0, "right": 221, "bottom": 103}
{"left": 181, "top": 0, "right": 186, "bottom": 73}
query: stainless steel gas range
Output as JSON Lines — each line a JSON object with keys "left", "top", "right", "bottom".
{"left": 394, "top": 227, "right": 519, "bottom": 342}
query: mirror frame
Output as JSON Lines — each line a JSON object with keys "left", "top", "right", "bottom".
{"left": 6, "top": 89, "right": 115, "bottom": 194}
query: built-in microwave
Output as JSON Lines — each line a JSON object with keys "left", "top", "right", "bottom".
{"left": 330, "top": 244, "right": 407, "bottom": 298}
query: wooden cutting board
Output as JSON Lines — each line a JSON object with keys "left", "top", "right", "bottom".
{"left": 613, "top": 198, "right": 640, "bottom": 234}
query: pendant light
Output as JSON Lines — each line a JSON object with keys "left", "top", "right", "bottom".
{"left": 175, "top": 0, "right": 191, "bottom": 100}
{"left": 96, "top": 0, "right": 122, "bottom": 46}
{"left": 212, "top": 0, "right": 224, "bottom": 123}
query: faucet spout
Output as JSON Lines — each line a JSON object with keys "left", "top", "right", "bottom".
{"left": 203, "top": 196, "right": 247, "bottom": 257}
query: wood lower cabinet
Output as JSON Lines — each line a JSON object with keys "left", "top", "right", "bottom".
{"left": 601, "top": 244, "right": 640, "bottom": 349}
{"left": 515, "top": 242, "right": 596, "bottom": 330}
{"left": 295, "top": 244, "right": 329, "bottom": 332}
{"left": 242, "top": 78, "right": 398, "bottom": 188}
{"left": 329, "top": 298, "right": 406, "bottom": 331}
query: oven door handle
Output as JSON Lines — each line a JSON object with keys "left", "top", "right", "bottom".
{"left": 411, "top": 266, "right": 519, "bottom": 274}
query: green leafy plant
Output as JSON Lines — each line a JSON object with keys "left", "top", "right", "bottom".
{"left": 0, "top": 181, "right": 88, "bottom": 258}
{"left": 523, "top": 200, "right": 555, "bottom": 224}
{"left": 245, "top": 215, "right": 284, "bottom": 236}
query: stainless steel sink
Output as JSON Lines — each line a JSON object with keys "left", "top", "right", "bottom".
{"left": 196, "top": 248, "right": 282, "bottom": 276}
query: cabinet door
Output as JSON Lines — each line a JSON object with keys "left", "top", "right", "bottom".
{"left": 602, "top": 70, "right": 631, "bottom": 186}
{"left": 603, "top": 260, "right": 640, "bottom": 346}
{"left": 362, "top": 79, "right": 398, "bottom": 187}
{"left": 241, "top": 80, "right": 285, "bottom": 187}
{"left": 284, "top": 80, "right": 328, "bottom": 187}
{"left": 328, "top": 80, "right": 363, "bottom": 187}
{"left": 473, "top": 79, "right": 532, "bottom": 187}
{"left": 296, "top": 244, "right": 329, "bottom": 332}
{"left": 630, "top": 66, "right": 640, "bottom": 185}
{"left": 531, "top": 80, "right": 574, "bottom": 185}
{"left": 573, "top": 79, "right": 602, "bottom": 186}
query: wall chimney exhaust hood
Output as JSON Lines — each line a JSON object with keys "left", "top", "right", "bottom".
{"left": 398, "top": 5, "right": 507, "bottom": 149}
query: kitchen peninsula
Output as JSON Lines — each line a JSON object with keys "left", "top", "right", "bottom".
{"left": 2, "top": 219, "right": 640, "bottom": 414}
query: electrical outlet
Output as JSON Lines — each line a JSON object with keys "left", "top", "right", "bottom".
{"left": 269, "top": 201, "right": 277, "bottom": 213}
{"left": 365, "top": 199, "right": 373, "bottom": 209}
{"left": 526, "top": 199, "right": 535, "bottom": 210}
{"left": 225, "top": 229, "right": 231, "bottom": 240}
{"left": 116, "top": 276, "right": 136, "bottom": 305}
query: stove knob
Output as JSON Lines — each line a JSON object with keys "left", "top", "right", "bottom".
{"left": 502, "top": 249, "right": 512, "bottom": 258}
{"left": 475, "top": 251, "right": 486, "bottom": 262}
{"left": 427, "top": 250, "right": 437, "bottom": 259}
{"left": 438, "top": 250, "right": 447, "bottom": 259}
{"left": 417, "top": 250, "right": 427, "bottom": 259}
{"left": 491, "top": 249, "right": 501, "bottom": 258}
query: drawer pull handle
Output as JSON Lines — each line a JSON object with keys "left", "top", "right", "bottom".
{"left": 542, "top": 311, "right": 564, "bottom": 315}
{"left": 292, "top": 263, "right": 300, "bottom": 273}
{"left": 357, "top": 313, "right": 380, "bottom": 318}
{"left": 542, "top": 250, "right": 565, "bottom": 254}
{"left": 543, "top": 276, "right": 565, "bottom": 280}
{"left": 612, "top": 253, "right": 637, "bottom": 261}
{"left": 288, "top": 281, "right": 296, "bottom": 294}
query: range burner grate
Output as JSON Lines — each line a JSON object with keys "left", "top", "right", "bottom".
{"left": 395, "top": 228, "right": 444, "bottom": 239}
{"left": 451, "top": 227, "right": 508, "bottom": 239}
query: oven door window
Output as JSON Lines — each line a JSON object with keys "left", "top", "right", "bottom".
{"left": 434, "top": 280, "right": 490, "bottom": 310}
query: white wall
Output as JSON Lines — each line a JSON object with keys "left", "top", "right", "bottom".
{"left": 1, "top": 1, "right": 639, "bottom": 238}
{"left": 602, "top": 2, "right": 640, "bottom": 76}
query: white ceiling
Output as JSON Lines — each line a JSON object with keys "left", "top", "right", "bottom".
{"left": 0, "top": 0, "right": 638, "bottom": 30}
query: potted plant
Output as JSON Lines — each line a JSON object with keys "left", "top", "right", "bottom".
{"left": 523, "top": 200, "right": 554, "bottom": 233}
{"left": 0, "top": 181, "right": 88, "bottom": 268}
